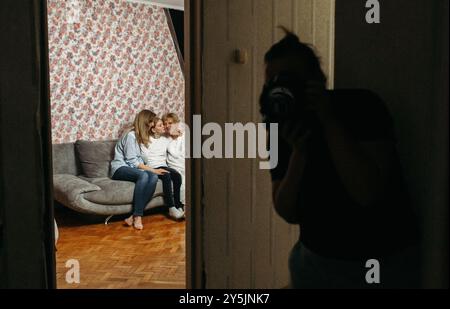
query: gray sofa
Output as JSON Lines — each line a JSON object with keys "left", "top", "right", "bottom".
{"left": 52, "top": 140, "right": 165, "bottom": 218}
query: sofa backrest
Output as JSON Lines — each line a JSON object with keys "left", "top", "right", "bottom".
{"left": 74, "top": 140, "right": 117, "bottom": 178}
{"left": 52, "top": 143, "right": 79, "bottom": 175}
{"left": 52, "top": 140, "right": 118, "bottom": 177}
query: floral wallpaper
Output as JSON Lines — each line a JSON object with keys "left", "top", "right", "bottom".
{"left": 47, "top": 0, "right": 185, "bottom": 144}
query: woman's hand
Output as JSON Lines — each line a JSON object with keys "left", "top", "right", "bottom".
{"left": 171, "top": 129, "right": 183, "bottom": 139}
{"left": 153, "top": 168, "right": 170, "bottom": 176}
{"left": 138, "top": 164, "right": 170, "bottom": 175}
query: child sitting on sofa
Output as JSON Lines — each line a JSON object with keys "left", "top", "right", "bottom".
{"left": 163, "top": 113, "right": 186, "bottom": 208}
{"left": 141, "top": 117, "right": 185, "bottom": 220}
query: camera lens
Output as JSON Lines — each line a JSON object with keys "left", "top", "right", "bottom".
{"left": 269, "top": 87, "right": 295, "bottom": 120}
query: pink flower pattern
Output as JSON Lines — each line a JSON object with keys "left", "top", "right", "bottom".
{"left": 48, "top": 0, "right": 185, "bottom": 144}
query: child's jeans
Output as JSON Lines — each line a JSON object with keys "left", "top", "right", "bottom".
{"left": 156, "top": 166, "right": 183, "bottom": 209}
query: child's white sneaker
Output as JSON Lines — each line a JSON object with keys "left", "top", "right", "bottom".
{"left": 169, "top": 207, "right": 185, "bottom": 221}
{"left": 178, "top": 207, "right": 185, "bottom": 218}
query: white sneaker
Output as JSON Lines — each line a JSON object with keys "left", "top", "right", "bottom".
{"left": 169, "top": 207, "right": 185, "bottom": 220}
{"left": 178, "top": 207, "right": 186, "bottom": 218}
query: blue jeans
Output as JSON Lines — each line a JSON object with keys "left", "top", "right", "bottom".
{"left": 112, "top": 166, "right": 158, "bottom": 217}
{"left": 156, "top": 166, "right": 183, "bottom": 209}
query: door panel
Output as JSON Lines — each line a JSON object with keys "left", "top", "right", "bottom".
{"left": 202, "top": 0, "right": 335, "bottom": 288}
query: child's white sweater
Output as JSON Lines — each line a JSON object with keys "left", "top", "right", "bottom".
{"left": 141, "top": 136, "right": 171, "bottom": 168}
{"left": 167, "top": 136, "right": 185, "bottom": 173}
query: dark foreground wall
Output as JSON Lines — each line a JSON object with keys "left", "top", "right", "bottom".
{"left": 0, "top": 0, "right": 55, "bottom": 288}
{"left": 335, "top": 0, "right": 448, "bottom": 288}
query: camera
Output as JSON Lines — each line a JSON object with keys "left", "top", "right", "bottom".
{"left": 260, "top": 71, "right": 308, "bottom": 125}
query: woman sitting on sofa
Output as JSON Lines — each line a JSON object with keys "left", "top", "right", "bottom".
{"left": 110, "top": 110, "right": 161, "bottom": 230}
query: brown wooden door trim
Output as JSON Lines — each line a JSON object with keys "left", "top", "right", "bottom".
{"left": 0, "top": 0, "right": 55, "bottom": 288}
{"left": 185, "top": 0, "right": 204, "bottom": 289}
{"left": 37, "top": 0, "right": 57, "bottom": 289}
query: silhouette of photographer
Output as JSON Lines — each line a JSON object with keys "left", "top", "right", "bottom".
{"left": 261, "top": 29, "right": 420, "bottom": 288}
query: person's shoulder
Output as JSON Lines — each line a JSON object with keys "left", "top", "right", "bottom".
{"left": 122, "top": 130, "right": 136, "bottom": 142}
{"left": 329, "top": 89, "right": 395, "bottom": 140}
{"left": 160, "top": 135, "right": 173, "bottom": 144}
{"left": 329, "top": 88, "right": 391, "bottom": 118}
{"left": 329, "top": 89, "right": 385, "bottom": 109}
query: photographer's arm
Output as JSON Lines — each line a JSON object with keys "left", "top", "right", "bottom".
{"left": 272, "top": 148, "right": 306, "bottom": 224}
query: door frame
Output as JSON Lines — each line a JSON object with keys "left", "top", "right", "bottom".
{"left": 184, "top": 0, "right": 204, "bottom": 289}
{"left": 40, "top": 0, "right": 57, "bottom": 290}
{"left": 0, "top": 0, "right": 56, "bottom": 288}
{"left": 39, "top": 0, "right": 205, "bottom": 289}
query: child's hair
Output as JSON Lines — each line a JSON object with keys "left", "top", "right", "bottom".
{"left": 134, "top": 110, "right": 156, "bottom": 147}
{"left": 265, "top": 26, "right": 327, "bottom": 84}
{"left": 162, "top": 112, "right": 181, "bottom": 124}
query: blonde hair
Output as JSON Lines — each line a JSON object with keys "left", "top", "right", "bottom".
{"left": 162, "top": 112, "right": 180, "bottom": 124}
{"left": 133, "top": 110, "right": 156, "bottom": 147}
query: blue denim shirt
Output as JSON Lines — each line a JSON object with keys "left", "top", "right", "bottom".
{"left": 110, "top": 131, "right": 145, "bottom": 178}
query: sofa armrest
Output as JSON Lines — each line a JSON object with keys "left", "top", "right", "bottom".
{"left": 53, "top": 174, "right": 101, "bottom": 205}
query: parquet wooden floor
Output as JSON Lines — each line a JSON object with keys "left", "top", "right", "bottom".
{"left": 55, "top": 206, "right": 186, "bottom": 289}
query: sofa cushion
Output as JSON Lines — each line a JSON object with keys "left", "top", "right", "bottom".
{"left": 52, "top": 143, "right": 79, "bottom": 175}
{"left": 53, "top": 174, "right": 102, "bottom": 206}
{"left": 75, "top": 140, "right": 116, "bottom": 178}
{"left": 82, "top": 178, "right": 164, "bottom": 205}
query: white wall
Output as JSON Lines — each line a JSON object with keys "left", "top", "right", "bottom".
{"left": 202, "top": 0, "right": 335, "bottom": 288}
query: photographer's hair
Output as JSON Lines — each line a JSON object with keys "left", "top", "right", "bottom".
{"left": 133, "top": 109, "right": 156, "bottom": 147}
{"left": 265, "top": 27, "right": 327, "bottom": 84}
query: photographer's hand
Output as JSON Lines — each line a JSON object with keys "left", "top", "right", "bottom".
{"left": 305, "top": 80, "right": 330, "bottom": 110}
{"left": 280, "top": 120, "right": 311, "bottom": 151}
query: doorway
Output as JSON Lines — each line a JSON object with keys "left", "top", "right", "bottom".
{"left": 44, "top": 0, "right": 199, "bottom": 289}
